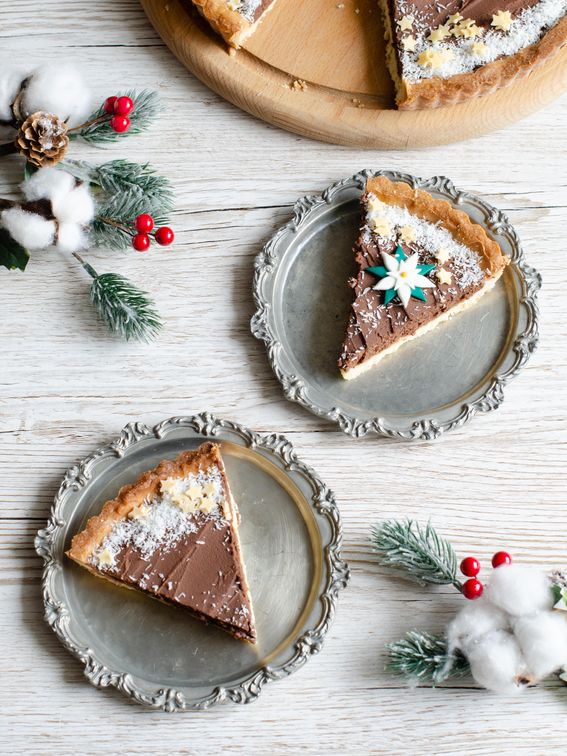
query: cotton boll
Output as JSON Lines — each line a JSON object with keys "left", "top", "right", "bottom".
{"left": 0, "top": 208, "right": 55, "bottom": 250}
{"left": 447, "top": 596, "right": 509, "bottom": 648}
{"left": 466, "top": 630, "right": 527, "bottom": 694}
{"left": 21, "top": 65, "right": 91, "bottom": 126}
{"left": 56, "top": 222, "right": 88, "bottom": 253}
{"left": 53, "top": 184, "right": 95, "bottom": 225}
{"left": 487, "top": 565, "right": 553, "bottom": 617}
{"left": 22, "top": 166, "right": 75, "bottom": 203}
{"left": 513, "top": 612, "right": 567, "bottom": 680}
{"left": 0, "top": 68, "right": 27, "bottom": 122}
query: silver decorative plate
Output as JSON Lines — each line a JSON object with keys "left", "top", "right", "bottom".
{"left": 251, "top": 170, "right": 541, "bottom": 440}
{"left": 35, "top": 414, "right": 349, "bottom": 711}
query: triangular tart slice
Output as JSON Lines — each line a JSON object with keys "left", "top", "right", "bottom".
{"left": 379, "top": 0, "right": 567, "bottom": 108}
{"left": 67, "top": 442, "right": 256, "bottom": 643}
{"left": 191, "top": 0, "right": 279, "bottom": 47}
{"left": 338, "top": 176, "right": 509, "bottom": 380}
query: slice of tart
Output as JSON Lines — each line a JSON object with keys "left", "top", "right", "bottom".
{"left": 67, "top": 442, "right": 256, "bottom": 643}
{"left": 338, "top": 176, "right": 509, "bottom": 380}
{"left": 380, "top": 0, "right": 567, "bottom": 108}
{"left": 191, "top": 0, "right": 279, "bottom": 47}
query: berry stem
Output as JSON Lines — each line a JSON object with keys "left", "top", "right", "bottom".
{"left": 72, "top": 252, "right": 99, "bottom": 280}
{"left": 97, "top": 215, "right": 133, "bottom": 235}
{"left": 67, "top": 114, "right": 109, "bottom": 134}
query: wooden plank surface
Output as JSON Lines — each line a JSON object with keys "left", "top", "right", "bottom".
{"left": 1, "top": 1, "right": 567, "bottom": 753}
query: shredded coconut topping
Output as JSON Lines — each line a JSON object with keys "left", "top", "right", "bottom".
{"left": 365, "top": 194, "right": 485, "bottom": 289}
{"left": 90, "top": 466, "right": 228, "bottom": 569}
{"left": 399, "top": 0, "right": 567, "bottom": 81}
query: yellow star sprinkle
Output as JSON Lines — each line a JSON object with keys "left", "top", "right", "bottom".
{"left": 203, "top": 482, "right": 216, "bottom": 497}
{"left": 128, "top": 503, "right": 150, "bottom": 520}
{"left": 399, "top": 225, "right": 417, "bottom": 242}
{"left": 186, "top": 486, "right": 203, "bottom": 502}
{"left": 398, "top": 15, "right": 414, "bottom": 31}
{"left": 369, "top": 216, "right": 392, "bottom": 236}
{"left": 447, "top": 12, "right": 463, "bottom": 25}
{"left": 471, "top": 41, "right": 488, "bottom": 55}
{"left": 177, "top": 495, "right": 198, "bottom": 514}
{"left": 402, "top": 35, "right": 417, "bottom": 51}
{"left": 98, "top": 548, "right": 115, "bottom": 567}
{"left": 367, "top": 194, "right": 383, "bottom": 213}
{"left": 491, "top": 10, "right": 513, "bottom": 31}
{"left": 418, "top": 48, "right": 452, "bottom": 69}
{"left": 437, "top": 268, "right": 453, "bottom": 285}
{"left": 435, "top": 247, "right": 450, "bottom": 264}
{"left": 200, "top": 496, "right": 217, "bottom": 514}
{"left": 455, "top": 20, "right": 484, "bottom": 38}
{"left": 428, "top": 24, "right": 451, "bottom": 42}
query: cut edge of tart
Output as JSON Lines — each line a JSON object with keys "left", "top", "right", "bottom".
{"left": 66, "top": 442, "right": 257, "bottom": 643}
{"left": 379, "top": 0, "right": 567, "bottom": 109}
{"left": 338, "top": 176, "right": 510, "bottom": 380}
{"left": 191, "top": 0, "right": 279, "bottom": 48}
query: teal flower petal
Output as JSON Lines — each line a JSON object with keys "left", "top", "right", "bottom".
{"left": 418, "top": 263, "right": 437, "bottom": 275}
{"left": 395, "top": 245, "right": 407, "bottom": 262}
{"left": 411, "top": 287, "right": 427, "bottom": 301}
{"left": 365, "top": 265, "right": 389, "bottom": 278}
{"left": 383, "top": 288, "right": 397, "bottom": 305}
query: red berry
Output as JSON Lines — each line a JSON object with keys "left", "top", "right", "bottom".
{"left": 114, "top": 96, "right": 134, "bottom": 116}
{"left": 110, "top": 115, "right": 130, "bottom": 133}
{"left": 135, "top": 214, "right": 154, "bottom": 233}
{"left": 492, "top": 551, "right": 512, "bottom": 568}
{"left": 132, "top": 233, "right": 150, "bottom": 252}
{"left": 462, "top": 578, "right": 484, "bottom": 600}
{"left": 103, "top": 96, "right": 117, "bottom": 114}
{"left": 154, "top": 227, "right": 174, "bottom": 246}
{"left": 460, "top": 556, "right": 480, "bottom": 578}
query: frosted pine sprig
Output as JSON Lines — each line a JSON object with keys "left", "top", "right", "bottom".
{"left": 371, "top": 519, "right": 462, "bottom": 589}
{"left": 74, "top": 254, "right": 162, "bottom": 341}
{"left": 386, "top": 631, "right": 469, "bottom": 684}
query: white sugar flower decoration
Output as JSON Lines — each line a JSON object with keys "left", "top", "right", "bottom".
{"left": 366, "top": 245, "right": 437, "bottom": 309}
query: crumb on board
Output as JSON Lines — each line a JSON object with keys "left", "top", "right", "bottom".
{"left": 290, "top": 79, "right": 307, "bottom": 91}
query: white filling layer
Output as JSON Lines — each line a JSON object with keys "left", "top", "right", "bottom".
{"left": 400, "top": 0, "right": 567, "bottom": 81}
{"left": 364, "top": 195, "right": 485, "bottom": 290}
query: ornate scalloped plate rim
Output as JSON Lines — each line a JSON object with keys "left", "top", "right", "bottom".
{"left": 250, "top": 169, "right": 541, "bottom": 440}
{"left": 34, "top": 413, "right": 349, "bottom": 711}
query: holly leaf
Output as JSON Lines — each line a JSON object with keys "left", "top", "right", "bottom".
{"left": 0, "top": 228, "right": 30, "bottom": 271}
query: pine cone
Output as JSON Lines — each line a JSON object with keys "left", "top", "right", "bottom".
{"left": 16, "top": 111, "right": 69, "bottom": 167}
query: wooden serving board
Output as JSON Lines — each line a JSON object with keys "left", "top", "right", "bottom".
{"left": 141, "top": 0, "right": 567, "bottom": 148}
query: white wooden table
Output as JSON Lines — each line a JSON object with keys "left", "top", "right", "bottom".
{"left": 2, "top": 2, "right": 567, "bottom": 753}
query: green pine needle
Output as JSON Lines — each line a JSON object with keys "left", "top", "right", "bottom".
{"left": 61, "top": 158, "right": 174, "bottom": 251}
{"left": 386, "top": 631, "right": 469, "bottom": 684}
{"left": 73, "top": 254, "right": 162, "bottom": 341}
{"left": 90, "top": 272, "right": 162, "bottom": 341}
{"left": 69, "top": 90, "right": 160, "bottom": 144}
{"left": 371, "top": 519, "right": 461, "bottom": 589}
